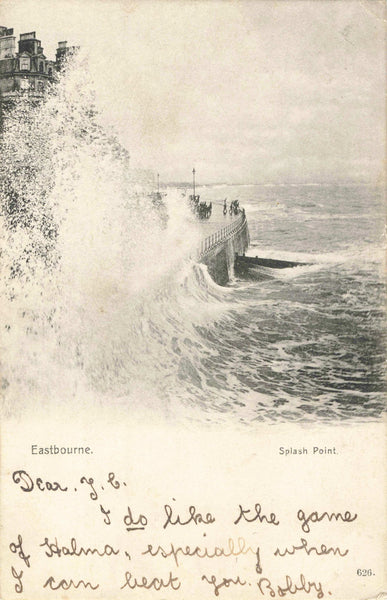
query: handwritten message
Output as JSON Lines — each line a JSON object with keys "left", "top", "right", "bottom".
{"left": 1, "top": 423, "right": 385, "bottom": 600}
{"left": 4, "top": 467, "right": 370, "bottom": 599}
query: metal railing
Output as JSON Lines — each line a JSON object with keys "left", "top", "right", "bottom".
{"left": 197, "top": 211, "right": 248, "bottom": 259}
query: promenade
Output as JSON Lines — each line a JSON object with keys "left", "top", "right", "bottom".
{"left": 185, "top": 197, "right": 249, "bottom": 277}
{"left": 188, "top": 199, "right": 243, "bottom": 253}
{"left": 187, "top": 200, "right": 239, "bottom": 238}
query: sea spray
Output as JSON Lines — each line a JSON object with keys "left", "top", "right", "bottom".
{"left": 1, "top": 53, "right": 384, "bottom": 424}
{"left": 0, "top": 50, "right": 203, "bottom": 414}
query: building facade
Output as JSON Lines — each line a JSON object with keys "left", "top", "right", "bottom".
{"left": 0, "top": 26, "right": 78, "bottom": 126}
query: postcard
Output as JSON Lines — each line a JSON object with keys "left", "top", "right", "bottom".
{"left": 0, "top": 1, "right": 386, "bottom": 599}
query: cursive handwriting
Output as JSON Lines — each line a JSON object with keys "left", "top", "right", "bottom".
{"left": 4, "top": 470, "right": 363, "bottom": 599}
{"left": 100, "top": 503, "right": 111, "bottom": 525}
{"left": 142, "top": 537, "right": 262, "bottom": 573}
{"left": 11, "top": 567, "right": 23, "bottom": 593}
{"left": 9, "top": 535, "right": 30, "bottom": 567}
{"left": 297, "top": 509, "right": 357, "bottom": 533}
{"left": 43, "top": 576, "right": 99, "bottom": 590}
{"left": 234, "top": 503, "right": 279, "bottom": 526}
{"left": 40, "top": 537, "right": 119, "bottom": 558}
{"left": 202, "top": 574, "right": 247, "bottom": 596}
{"left": 80, "top": 476, "right": 98, "bottom": 500}
{"left": 43, "top": 576, "right": 100, "bottom": 590}
{"left": 107, "top": 472, "right": 122, "bottom": 489}
{"left": 12, "top": 470, "right": 68, "bottom": 493}
{"left": 120, "top": 570, "right": 181, "bottom": 591}
{"left": 274, "top": 537, "right": 348, "bottom": 557}
{"left": 163, "top": 504, "right": 215, "bottom": 528}
{"left": 123, "top": 506, "right": 148, "bottom": 531}
{"left": 258, "top": 573, "right": 326, "bottom": 598}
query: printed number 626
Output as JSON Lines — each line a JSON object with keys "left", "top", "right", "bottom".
{"left": 357, "top": 569, "right": 374, "bottom": 576}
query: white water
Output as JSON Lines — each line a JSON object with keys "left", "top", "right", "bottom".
{"left": 1, "top": 53, "right": 385, "bottom": 425}
{"left": 0, "top": 52, "right": 203, "bottom": 420}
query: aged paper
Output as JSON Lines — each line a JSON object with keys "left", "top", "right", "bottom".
{"left": 0, "top": 1, "right": 386, "bottom": 599}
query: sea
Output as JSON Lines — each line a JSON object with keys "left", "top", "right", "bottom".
{"left": 1, "top": 57, "right": 385, "bottom": 426}
{"left": 180, "top": 182, "right": 386, "bottom": 424}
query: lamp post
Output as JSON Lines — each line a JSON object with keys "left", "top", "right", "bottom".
{"left": 192, "top": 167, "right": 196, "bottom": 198}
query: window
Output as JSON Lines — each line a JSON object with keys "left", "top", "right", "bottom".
{"left": 39, "top": 62, "right": 43, "bottom": 72}
{"left": 20, "top": 56, "right": 30, "bottom": 71}
{"left": 48, "top": 67, "right": 52, "bottom": 76}
{"left": 38, "top": 81, "right": 44, "bottom": 92}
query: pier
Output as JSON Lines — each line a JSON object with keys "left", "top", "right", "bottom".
{"left": 192, "top": 201, "right": 250, "bottom": 285}
{"left": 191, "top": 197, "right": 306, "bottom": 284}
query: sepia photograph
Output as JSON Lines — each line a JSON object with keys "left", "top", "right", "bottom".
{"left": 0, "top": 0, "right": 385, "bottom": 426}
{"left": 0, "top": 1, "right": 386, "bottom": 598}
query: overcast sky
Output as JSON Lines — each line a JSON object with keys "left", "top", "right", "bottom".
{"left": 1, "top": 0, "right": 385, "bottom": 183}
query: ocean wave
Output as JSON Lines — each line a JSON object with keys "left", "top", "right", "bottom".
{"left": 1, "top": 54, "right": 385, "bottom": 425}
